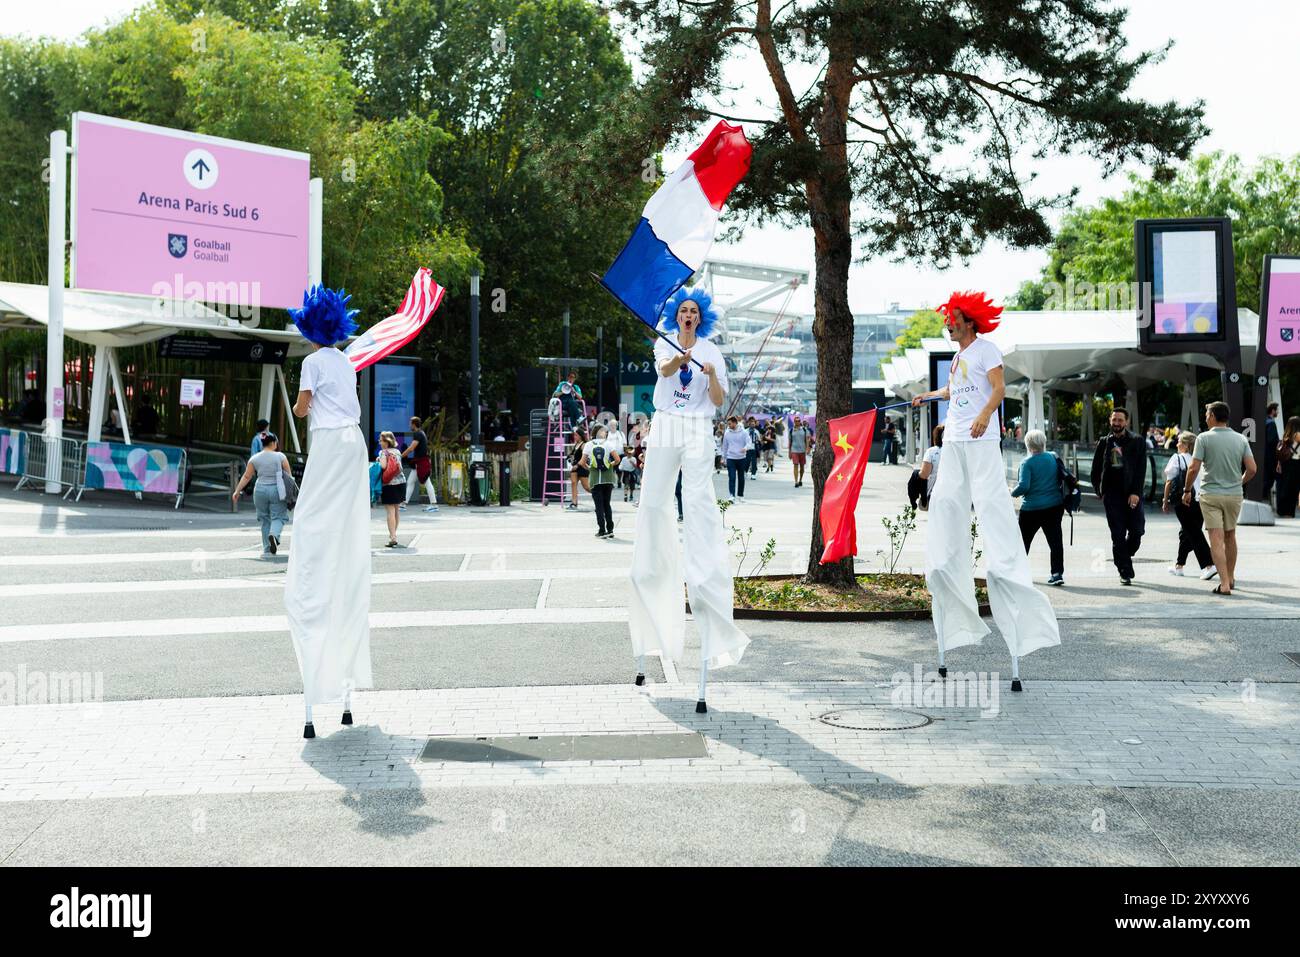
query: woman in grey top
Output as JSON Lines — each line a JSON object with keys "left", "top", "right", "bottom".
{"left": 233, "top": 432, "right": 293, "bottom": 556}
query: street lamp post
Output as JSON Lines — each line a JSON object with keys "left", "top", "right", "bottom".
{"left": 469, "top": 272, "right": 481, "bottom": 446}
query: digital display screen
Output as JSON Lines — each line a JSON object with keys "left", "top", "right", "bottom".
{"left": 372, "top": 361, "right": 415, "bottom": 451}
{"left": 1150, "top": 228, "right": 1222, "bottom": 338}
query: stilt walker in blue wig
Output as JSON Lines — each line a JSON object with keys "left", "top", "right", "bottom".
{"left": 286, "top": 286, "right": 372, "bottom": 738}
{"left": 629, "top": 287, "right": 749, "bottom": 712}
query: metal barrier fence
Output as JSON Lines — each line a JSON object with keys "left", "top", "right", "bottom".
{"left": 14, "top": 433, "right": 83, "bottom": 498}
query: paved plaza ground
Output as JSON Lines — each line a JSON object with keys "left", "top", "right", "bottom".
{"left": 1, "top": 455, "right": 1297, "bottom": 866}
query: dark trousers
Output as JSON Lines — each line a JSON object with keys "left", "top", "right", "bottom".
{"left": 1277, "top": 462, "right": 1300, "bottom": 518}
{"left": 1018, "top": 504, "right": 1065, "bottom": 577}
{"left": 882, "top": 437, "right": 895, "bottom": 464}
{"left": 591, "top": 482, "right": 613, "bottom": 533}
{"left": 726, "top": 458, "right": 746, "bottom": 498}
{"left": 746, "top": 448, "right": 757, "bottom": 476}
{"left": 1173, "top": 499, "right": 1212, "bottom": 569}
{"left": 1103, "top": 494, "right": 1145, "bottom": 578}
{"left": 907, "top": 469, "right": 929, "bottom": 508}
{"left": 675, "top": 470, "right": 683, "bottom": 520}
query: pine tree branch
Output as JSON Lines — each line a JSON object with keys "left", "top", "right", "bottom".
{"left": 755, "top": 0, "right": 808, "bottom": 144}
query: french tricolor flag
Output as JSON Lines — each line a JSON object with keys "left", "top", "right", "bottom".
{"left": 600, "top": 121, "right": 751, "bottom": 328}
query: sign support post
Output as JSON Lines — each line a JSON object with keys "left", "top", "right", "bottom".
{"left": 45, "top": 129, "right": 69, "bottom": 493}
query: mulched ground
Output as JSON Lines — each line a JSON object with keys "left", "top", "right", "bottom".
{"left": 732, "top": 573, "right": 988, "bottom": 613}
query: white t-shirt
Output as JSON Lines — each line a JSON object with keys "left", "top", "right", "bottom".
{"left": 922, "top": 445, "right": 941, "bottom": 495}
{"left": 299, "top": 347, "right": 361, "bottom": 431}
{"left": 652, "top": 334, "right": 728, "bottom": 417}
{"left": 943, "top": 337, "right": 1002, "bottom": 443}
{"left": 1163, "top": 450, "right": 1202, "bottom": 499}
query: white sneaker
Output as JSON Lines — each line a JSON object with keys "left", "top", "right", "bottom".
{"left": 1168, "top": 566, "right": 1184, "bottom": 576}
{"left": 1200, "top": 567, "right": 1218, "bottom": 581}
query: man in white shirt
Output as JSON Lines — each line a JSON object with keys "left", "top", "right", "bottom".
{"left": 911, "top": 291, "right": 1059, "bottom": 689}
{"left": 629, "top": 288, "right": 750, "bottom": 711}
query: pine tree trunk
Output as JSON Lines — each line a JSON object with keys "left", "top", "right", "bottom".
{"left": 803, "top": 54, "right": 857, "bottom": 588}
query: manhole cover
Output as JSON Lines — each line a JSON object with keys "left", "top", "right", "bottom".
{"left": 818, "top": 707, "right": 932, "bottom": 731}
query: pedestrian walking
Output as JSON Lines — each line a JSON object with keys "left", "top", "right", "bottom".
{"left": 1011, "top": 429, "right": 1066, "bottom": 586}
{"left": 761, "top": 426, "right": 777, "bottom": 472}
{"left": 746, "top": 416, "right": 761, "bottom": 478}
{"left": 376, "top": 432, "right": 405, "bottom": 547}
{"left": 618, "top": 444, "right": 639, "bottom": 501}
{"left": 882, "top": 418, "right": 898, "bottom": 464}
{"left": 908, "top": 424, "right": 943, "bottom": 510}
{"left": 584, "top": 424, "right": 620, "bottom": 538}
{"left": 232, "top": 431, "right": 293, "bottom": 556}
{"left": 285, "top": 286, "right": 372, "bottom": 738}
{"left": 401, "top": 415, "right": 438, "bottom": 512}
{"left": 1182, "top": 402, "right": 1257, "bottom": 595}
{"left": 722, "top": 415, "right": 751, "bottom": 501}
{"left": 568, "top": 422, "right": 590, "bottom": 510}
{"left": 1162, "top": 430, "right": 1213, "bottom": 578}
{"left": 789, "top": 415, "right": 812, "bottom": 487}
{"left": 250, "top": 418, "right": 271, "bottom": 457}
{"left": 1275, "top": 415, "right": 1300, "bottom": 518}
{"left": 1090, "top": 408, "right": 1147, "bottom": 585}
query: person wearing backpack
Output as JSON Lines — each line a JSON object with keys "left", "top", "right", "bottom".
{"left": 376, "top": 431, "right": 405, "bottom": 547}
{"left": 1162, "top": 430, "right": 1213, "bottom": 577}
{"left": 583, "top": 424, "right": 621, "bottom": 538}
{"left": 1010, "top": 429, "right": 1066, "bottom": 586}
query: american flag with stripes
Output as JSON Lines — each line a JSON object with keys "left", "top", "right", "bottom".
{"left": 344, "top": 267, "right": 446, "bottom": 371}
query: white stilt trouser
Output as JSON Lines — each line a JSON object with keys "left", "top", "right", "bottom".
{"left": 630, "top": 412, "right": 750, "bottom": 668}
{"left": 924, "top": 439, "right": 1060, "bottom": 658}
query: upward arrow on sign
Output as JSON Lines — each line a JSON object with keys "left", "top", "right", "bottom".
{"left": 191, "top": 158, "right": 211, "bottom": 180}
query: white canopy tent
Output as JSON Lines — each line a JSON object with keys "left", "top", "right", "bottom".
{"left": 0, "top": 281, "right": 314, "bottom": 451}
{"left": 881, "top": 308, "right": 1280, "bottom": 455}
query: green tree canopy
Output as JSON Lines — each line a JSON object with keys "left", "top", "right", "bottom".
{"left": 889, "top": 310, "right": 944, "bottom": 357}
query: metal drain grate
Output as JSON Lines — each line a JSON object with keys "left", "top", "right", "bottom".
{"left": 419, "top": 732, "right": 708, "bottom": 762}
{"left": 818, "top": 707, "right": 932, "bottom": 731}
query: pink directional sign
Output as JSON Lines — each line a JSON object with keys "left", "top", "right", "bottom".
{"left": 72, "top": 113, "right": 310, "bottom": 309}
{"left": 1263, "top": 261, "right": 1300, "bottom": 358}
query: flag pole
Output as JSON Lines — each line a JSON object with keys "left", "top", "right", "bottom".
{"left": 589, "top": 273, "right": 706, "bottom": 371}
{"left": 876, "top": 397, "right": 939, "bottom": 412}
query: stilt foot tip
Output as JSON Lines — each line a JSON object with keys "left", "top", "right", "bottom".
{"left": 634, "top": 673, "right": 645, "bottom": 686}
{"left": 937, "top": 666, "right": 947, "bottom": 678}
{"left": 695, "top": 700, "right": 708, "bottom": 714}
{"left": 341, "top": 710, "right": 353, "bottom": 725}
{"left": 1011, "top": 678, "right": 1023, "bottom": 692}
{"left": 303, "top": 722, "right": 316, "bottom": 739}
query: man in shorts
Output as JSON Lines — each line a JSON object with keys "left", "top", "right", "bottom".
{"left": 1182, "top": 401, "right": 1255, "bottom": 595}
{"left": 789, "top": 415, "right": 812, "bottom": 487}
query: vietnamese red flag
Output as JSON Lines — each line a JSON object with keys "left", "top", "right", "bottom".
{"left": 818, "top": 409, "right": 878, "bottom": 564}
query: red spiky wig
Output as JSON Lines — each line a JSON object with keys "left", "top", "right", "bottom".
{"left": 936, "top": 291, "right": 1003, "bottom": 334}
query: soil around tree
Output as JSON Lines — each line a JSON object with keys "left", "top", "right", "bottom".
{"left": 724, "top": 573, "right": 992, "bottom": 621}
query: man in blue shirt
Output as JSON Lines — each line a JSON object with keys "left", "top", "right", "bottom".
{"left": 250, "top": 419, "right": 270, "bottom": 457}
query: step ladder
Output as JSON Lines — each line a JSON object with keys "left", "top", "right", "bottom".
{"left": 541, "top": 412, "right": 571, "bottom": 506}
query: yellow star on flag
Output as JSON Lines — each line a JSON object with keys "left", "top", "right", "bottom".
{"left": 834, "top": 431, "right": 854, "bottom": 456}
{"left": 836, "top": 472, "right": 845, "bottom": 481}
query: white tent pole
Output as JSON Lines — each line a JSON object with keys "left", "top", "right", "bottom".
{"left": 276, "top": 366, "right": 302, "bottom": 453}
{"left": 1125, "top": 378, "right": 1140, "bottom": 432}
{"left": 258, "top": 365, "right": 275, "bottom": 422}
{"left": 107, "top": 347, "right": 131, "bottom": 446}
{"left": 1082, "top": 392, "right": 1094, "bottom": 445}
{"left": 44, "top": 129, "right": 68, "bottom": 493}
{"left": 1011, "top": 655, "right": 1022, "bottom": 692}
{"left": 87, "top": 343, "right": 108, "bottom": 443}
{"left": 635, "top": 654, "right": 646, "bottom": 686}
{"left": 308, "top": 177, "right": 323, "bottom": 286}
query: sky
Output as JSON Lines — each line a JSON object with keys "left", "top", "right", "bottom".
{"left": 9, "top": 0, "right": 1300, "bottom": 315}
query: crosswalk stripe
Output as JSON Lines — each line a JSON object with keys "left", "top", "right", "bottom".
{"left": 0, "top": 606, "right": 630, "bottom": 644}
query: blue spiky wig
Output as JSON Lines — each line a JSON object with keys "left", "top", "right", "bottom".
{"left": 289, "top": 285, "right": 359, "bottom": 346}
{"left": 659, "top": 286, "right": 719, "bottom": 338}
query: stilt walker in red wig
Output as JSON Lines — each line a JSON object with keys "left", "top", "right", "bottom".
{"left": 911, "top": 292, "right": 1060, "bottom": 690}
